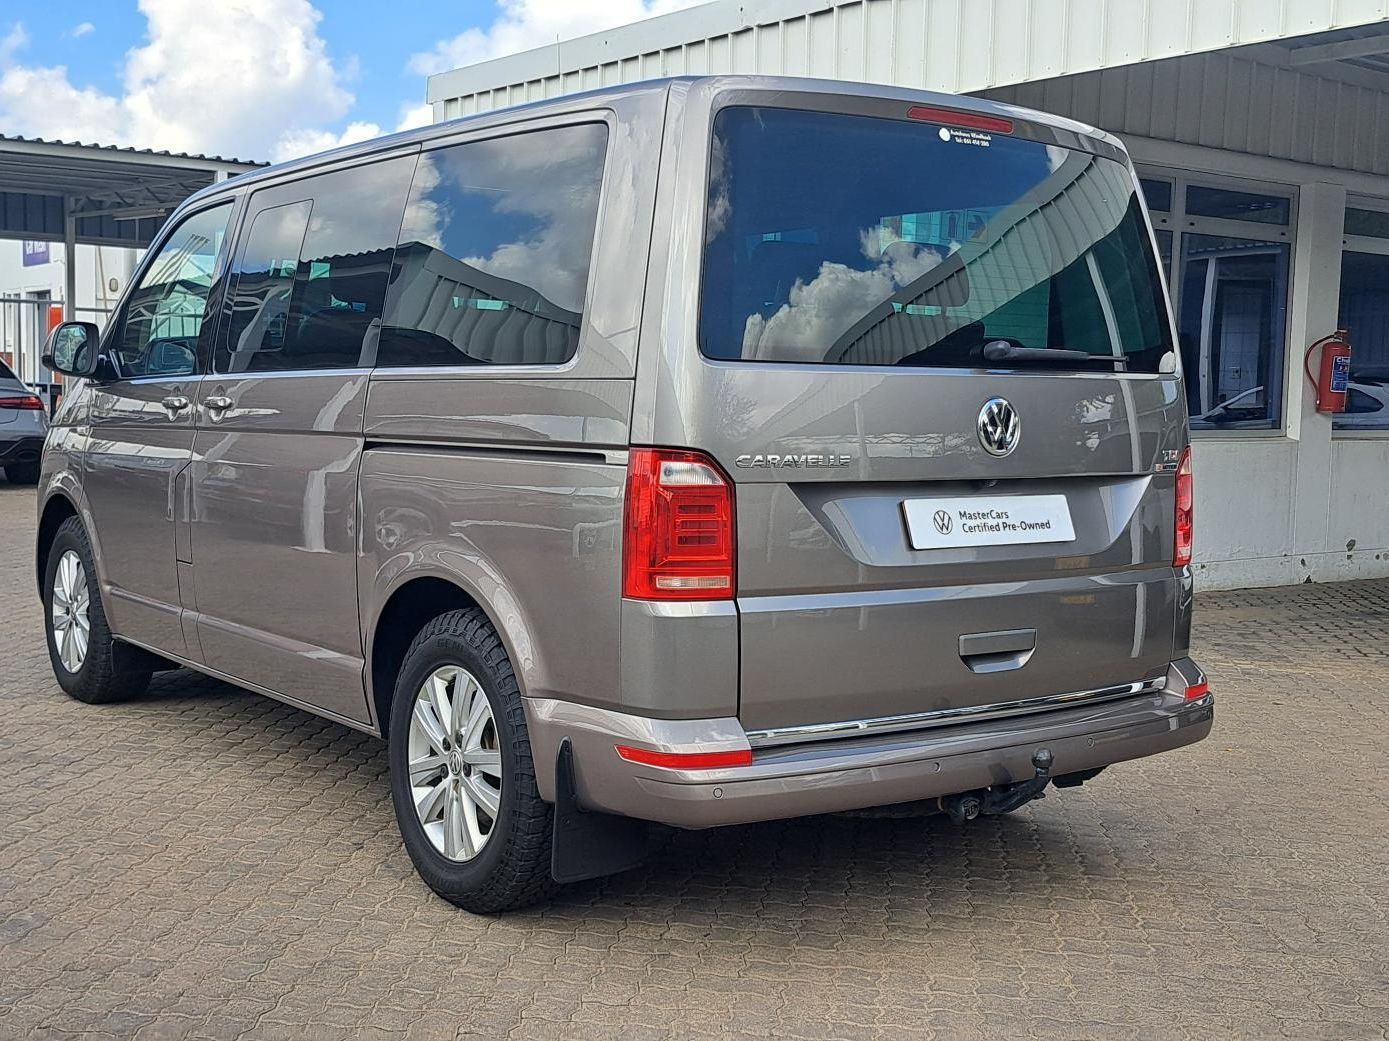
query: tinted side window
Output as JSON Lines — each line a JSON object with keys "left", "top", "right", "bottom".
{"left": 378, "top": 123, "right": 608, "bottom": 368}
{"left": 116, "top": 202, "right": 233, "bottom": 377}
{"left": 219, "top": 157, "right": 414, "bottom": 373}
{"left": 223, "top": 201, "right": 311, "bottom": 363}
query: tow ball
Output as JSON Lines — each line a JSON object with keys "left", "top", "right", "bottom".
{"left": 941, "top": 747, "right": 1054, "bottom": 823}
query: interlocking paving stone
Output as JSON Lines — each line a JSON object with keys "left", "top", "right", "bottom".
{"left": 1, "top": 477, "right": 1386, "bottom": 1039}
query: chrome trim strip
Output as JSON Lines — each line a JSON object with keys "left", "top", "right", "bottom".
{"left": 744, "top": 679, "right": 1167, "bottom": 748}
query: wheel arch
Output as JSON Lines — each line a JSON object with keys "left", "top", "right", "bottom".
{"left": 367, "top": 572, "right": 532, "bottom": 738}
{"left": 35, "top": 491, "right": 80, "bottom": 596}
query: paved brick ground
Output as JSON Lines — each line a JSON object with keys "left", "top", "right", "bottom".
{"left": 1, "top": 476, "right": 1386, "bottom": 1041}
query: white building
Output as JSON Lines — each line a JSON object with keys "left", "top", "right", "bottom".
{"left": 0, "top": 241, "right": 138, "bottom": 383}
{"left": 427, "top": 0, "right": 1389, "bottom": 591}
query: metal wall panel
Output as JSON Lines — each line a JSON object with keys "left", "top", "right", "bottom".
{"left": 429, "top": 0, "right": 1389, "bottom": 117}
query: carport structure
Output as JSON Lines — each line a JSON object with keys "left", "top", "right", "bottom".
{"left": 0, "top": 134, "right": 264, "bottom": 320}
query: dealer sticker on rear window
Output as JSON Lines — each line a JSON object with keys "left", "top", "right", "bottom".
{"left": 902, "top": 494, "right": 1076, "bottom": 550}
{"left": 938, "top": 126, "right": 991, "bottom": 147}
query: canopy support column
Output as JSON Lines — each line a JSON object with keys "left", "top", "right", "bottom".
{"left": 62, "top": 197, "right": 77, "bottom": 322}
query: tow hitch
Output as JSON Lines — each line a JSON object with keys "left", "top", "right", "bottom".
{"left": 941, "top": 747, "right": 1054, "bottom": 823}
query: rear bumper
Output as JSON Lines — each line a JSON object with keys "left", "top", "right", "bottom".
{"left": 0, "top": 435, "right": 44, "bottom": 466}
{"left": 525, "top": 658, "right": 1214, "bottom": 829}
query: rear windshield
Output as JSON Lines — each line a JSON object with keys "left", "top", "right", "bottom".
{"left": 699, "top": 107, "right": 1174, "bottom": 373}
{"left": 0, "top": 358, "right": 16, "bottom": 381}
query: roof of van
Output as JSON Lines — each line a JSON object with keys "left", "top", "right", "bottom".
{"left": 183, "top": 75, "right": 1120, "bottom": 209}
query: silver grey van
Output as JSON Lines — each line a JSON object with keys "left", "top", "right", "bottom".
{"left": 35, "top": 76, "right": 1213, "bottom": 912}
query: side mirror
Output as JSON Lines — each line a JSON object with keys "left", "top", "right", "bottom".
{"left": 42, "top": 321, "right": 102, "bottom": 379}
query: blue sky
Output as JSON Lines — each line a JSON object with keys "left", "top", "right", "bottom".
{"left": 4, "top": 1, "right": 492, "bottom": 134}
{"left": 0, "top": 1, "right": 696, "bottom": 161}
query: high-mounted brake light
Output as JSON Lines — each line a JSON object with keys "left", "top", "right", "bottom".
{"left": 1183, "top": 681, "right": 1210, "bottom": 701}
{"left": 1173, "top": 445, "right": 1194, "bottom": 568}
{"left": 622, "top": 448, "right": 735, "bottom": 601}
{"left": 0, "top": 394, "right": 44, "bottom": 411}
{"left": 615, "top": 745, "right": 753, "bottom": 770}
{"left": 908, "top": 105, "right": 1014, "bottom": 135}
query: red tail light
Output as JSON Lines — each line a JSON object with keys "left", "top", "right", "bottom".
{"left": 1173, "top": 445, "right": 1194, "bottom": 568}
{"left": 622, "top": 448, "right": 735, "bottom": 601}
{"left": 615, "top": 745, "right": 752, "bottom": 770}
{"left": 1183, "top": 681, "right": 1210, "bottom": 701}
{"left": 0, "top": 394, "right": 44, "bottom": 411}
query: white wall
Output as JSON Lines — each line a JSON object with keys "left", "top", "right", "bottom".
{"left": 0, "top": 240, "right": 139, "bottom": 381}
{"left": 0, "top": 240, "right": 138, "bottom": 313}
{"left": 427, "top": 0, "right": 1389, "bottom": 119}
{"left": 1177, "top": 171, "right": 1389, "bottom": 591}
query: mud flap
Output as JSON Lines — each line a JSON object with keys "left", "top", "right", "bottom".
{"left": 550, "top": 739, "right": 654, "bottom": 884}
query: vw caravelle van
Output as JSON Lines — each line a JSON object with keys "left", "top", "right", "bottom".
{"left": 36, "top": 77, "right": 1213, "bottom": 912}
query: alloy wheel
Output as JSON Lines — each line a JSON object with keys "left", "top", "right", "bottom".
{"left": 50, "top": 550, "right": 91, "bottom": 674}
{"left": 406, "top": 665, "right": 503, "bottom": 861}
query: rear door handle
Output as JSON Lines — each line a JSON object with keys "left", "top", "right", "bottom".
{"left": 160, "top": 394, "right": 190, "bottom": 417}
{"left": 959, "top": 628, "right": 1037, "bottom": 674}
{"left": 202, "top": 394, "right": 233, "bottom": 420}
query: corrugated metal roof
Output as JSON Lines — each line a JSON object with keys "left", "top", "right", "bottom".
{"left": 0, "top": 134, "right": 264, "bottom": 249}
{"left": 0, "top": 134, "right": 266, "bottom": 168}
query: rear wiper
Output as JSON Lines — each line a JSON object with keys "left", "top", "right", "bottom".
{"left": 982, "top": 341, "right": 1127, "bottom": 368}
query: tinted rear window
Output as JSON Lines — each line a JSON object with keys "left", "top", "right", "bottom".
{"left": 699, "top": 107, "right": 1174, "bottom": 373}
{"left": 0, "top": 358, "right": 16, "bottom": 381}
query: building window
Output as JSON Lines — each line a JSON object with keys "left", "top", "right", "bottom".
{"left": 1139, "top": 171, "right": 1294, "bottom": 431}
{"left": 1139, "top": 178, "right": 1173, "bottom": 214}
{"left": 1344, "top": 207, "right": 1389, "bottom": 240}
{"left": 1177, "top": 235, "right": 1289, "bottom": 427}
{"left": 1185, "top": 186, "right": 1291, "bottom": 226}
{"left": 1335, "top": 248, "right": 1389, "bottom": 430}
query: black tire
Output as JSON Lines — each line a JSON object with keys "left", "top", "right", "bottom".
{"left": 43, "top": 517, "right": 152, "bottom": 704}
{"left": 388, "top": 608, "right": 556, "bottom": 913}
{"left": 4, "top": 461, "right": 40, "bottom": 485}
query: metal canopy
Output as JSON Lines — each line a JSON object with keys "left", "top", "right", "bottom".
{"left": 0, "top": 134, "right": 265, "bottom": 318}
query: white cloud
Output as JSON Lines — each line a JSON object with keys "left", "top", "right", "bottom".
{"left": 70, "top": 22, "right": 96, "bottom": 39}
{"left": 396, "top": 102, "right": 433, "bottom": 132}
{"left": 409, "top": 0, "right": 703, "bottom": 75}
{"left": 0, "top": 1, "right": 363, "bottom": 160}
{"left": 1, "top": 23, "right": 27, "bottom": 62}
{"left": 0, "top": 22, "right": 119, "bottom": 146}
{"left": 269, "top": 102, "right": 436, "bottom": 162}
{"left": 123, "top": 0, "right": 353, "bottom": 157}
{"left": 271, "top": 120, "right": 384, "bottom": 163}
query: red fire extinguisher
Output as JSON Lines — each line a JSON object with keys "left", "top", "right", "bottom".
{"left": 1304, "top": 330, "right": 1352, "bottom": 413}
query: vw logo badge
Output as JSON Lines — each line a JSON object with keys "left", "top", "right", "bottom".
{"left": 933, "top": 510, "right": 953, "bottom": 535}
{"left": 977, "top": 397, "right": 1020, "bottom": 457}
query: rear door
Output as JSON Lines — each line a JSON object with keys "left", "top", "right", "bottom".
{"left": 649, "top": 93, "right": 1187, "bottom": 736}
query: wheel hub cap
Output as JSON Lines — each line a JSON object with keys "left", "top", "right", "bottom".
{"left": 406, "top": 665, "right": 502, "bottom": 862}
{"left": 50, "top": 550, "right": 91, "bottom": 673}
